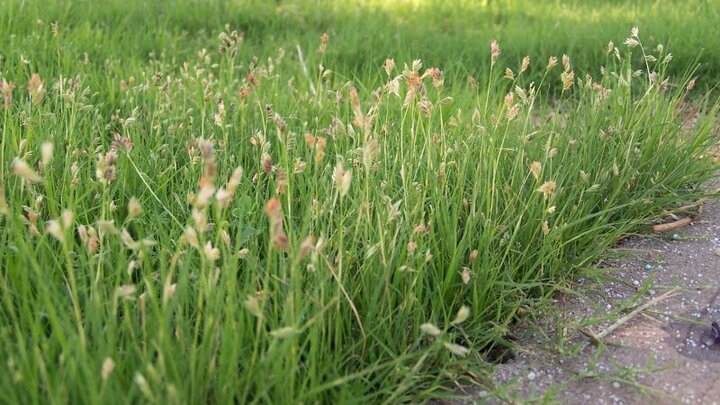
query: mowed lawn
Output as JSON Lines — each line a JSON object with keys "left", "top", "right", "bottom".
{"left": 1, "top": 0, "right": 718, "bottom": 403}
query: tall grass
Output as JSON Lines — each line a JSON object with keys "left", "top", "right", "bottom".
{"left": 1, "top": 1, "right": 718, "bottom": 403}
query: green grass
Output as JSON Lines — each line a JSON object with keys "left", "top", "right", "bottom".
{"left": 1, "top": 0, "right": 718, "bottom": 403}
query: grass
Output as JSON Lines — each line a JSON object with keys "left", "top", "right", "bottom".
{"left": 1, "top": 0, "right": 718, "bottom": 403}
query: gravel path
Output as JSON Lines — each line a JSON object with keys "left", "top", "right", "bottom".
{"left": 459, "top": 195, "right": 720, "bottom": 404}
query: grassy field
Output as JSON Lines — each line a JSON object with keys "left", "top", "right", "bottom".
{"left": 1, "top": 0, "right": 719, "bottom": 403}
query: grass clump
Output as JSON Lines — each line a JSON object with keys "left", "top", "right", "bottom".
{"left": 0, "top": 4, "right": 718, "bottom": 404}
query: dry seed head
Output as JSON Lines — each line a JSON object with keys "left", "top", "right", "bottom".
{"left": 0, "top": 79, "right": 14, "bottom": 109}
{"left": 452, "top": 305, "right": 470, "bottom": 325}
{"left": 182, "top": 227, "right": 199, "bottom": 248}
{"left": 0, "top": 185, "right": 8, "bottom": 215}
{"left": 220, "top": 229, "right": 231, "bottom": 247}
{"left": 503, "top": 92, "right": 514, "bottom": 107}
{"left": 529, "top": 161, "right": 542, "bottom": 179}
{"left": 505, "top": 104, "right": 520, "bottom": 121}
{"left": 542, "top": 221, "right": 550, "bottom": 236}
{"left": 261, "top": 153, "right": 273, "bottom": 174}
{"left": 537, "top": 180, "right": 557, "bottom": 199}
{"left": 546, "top": 56, "right": 558, "bottom": 71}
{"left": 333, "top": 160, "right": 352, "bottom": 197}
{"left": 469, "top": 249, "right": 478, "bottom": 262}
{"left": 244, "top": 295, "right": 263, "bottom": 319}
{"left": 607, "top": 41, "right": 615, "bottom": 54}
{"left": 299, "top": 235, "right": 315, "bottom": 260}
{"left": 101, "top": 358, "right": 115, "bottom": 382}
{"left": 163, "top": 282, "right": 178, "bottom": 302}
{"left": 631, "top": 26, "right": 639, "bottom": 38}
{"left": 384, "top": 58, "right": 395, "bottom": 76}
{"left": 504, "top": 68, "right": 515, "bottom": 80}
{"left": 363, "top": 138, "right": 379, "bottom": 168}
{"left": 275, "top": 169, "right": 288, "bottom": 195}
{"left": 114, "top": 285, "right": 137, "bottom": 301}
{"left": 562, "top": 54, "right": 571, "bottom": 72}
{"left": 319, "top": 32, "right": 329, "bottom": 54}
{"left": 27, "top": 73, "right": 46, "bottom": 105}
{"left": 407, "top": 240, "right": 417, "bottom": 255}
{"left": 561, "top": 71, "right": 575, "bottom": 90}
{"left": 128, "top": 197, "right": 142, "bottom": 218}
{"left": 624, "top": 37, "right": 639, "bottom": 48}
{"left": 203, "top": 241, "right": 220, "bottom": 262}
{"left": 521, "top": 56, "right": 530, "bottom": 73}
{"left": 461, "top": 268, "right": 471, "bottom": 284}
{"left": 46, "top": 220, "right": 64, "bottom": 242}
{"left": 40, "top": 141, "right": 53, "bottom": 170}
{"left": 687, "top": 78, "right": 696, "bottom": 91}
{"left": 192, "top": 209, "right": 207, "bottom": 233}
{"left": 420, "top": 323, "right": 442, "bottom": 336}
{"left": 490, "top": 40, "right": 501, "bottom": 65}
{"left": 12, "top": 158, "right": 43, "bottom": 183}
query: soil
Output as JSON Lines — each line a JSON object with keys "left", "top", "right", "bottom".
{"left": 457, "top": 194, "right": 720, "bottom": 404}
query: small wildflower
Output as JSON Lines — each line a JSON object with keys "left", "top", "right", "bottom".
{"left": 631, "top": 26, "right": 639, "bottom": 38}
{"left": 537, "top": 181, "right": 557, "bottom": 199}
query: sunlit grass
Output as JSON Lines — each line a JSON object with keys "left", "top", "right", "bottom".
{"left": 0, "top": 1, "right": 718, "bottom": 403}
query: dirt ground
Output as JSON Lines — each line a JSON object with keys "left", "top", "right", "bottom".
{"left": 456, "top": 194, "right": 720, "bottom": 404}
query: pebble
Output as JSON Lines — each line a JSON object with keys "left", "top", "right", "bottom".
{"left": 527, "top": 371, "right": 536, "bottom": 381}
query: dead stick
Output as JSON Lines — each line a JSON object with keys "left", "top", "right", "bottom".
{"left": 582, "top": 287, "right": 680, "bottom": 343}
{"left": 652, "top": 217, "right": 692, "bottom": 233}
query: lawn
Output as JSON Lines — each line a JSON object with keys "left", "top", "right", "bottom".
{"left": 1, "top": 0, "right": 718, "bottom": 403}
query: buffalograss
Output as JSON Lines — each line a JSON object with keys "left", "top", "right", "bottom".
{"left": 1, "top": 0, "right": 718, "bottom": 403}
